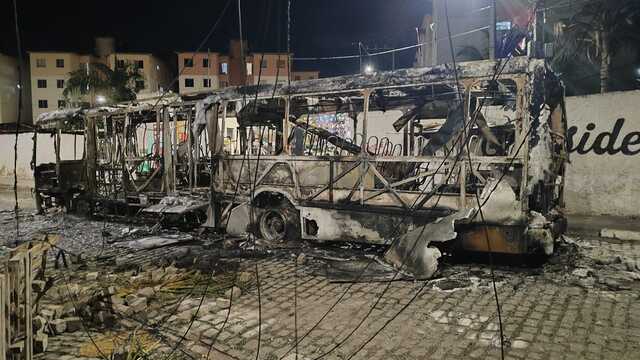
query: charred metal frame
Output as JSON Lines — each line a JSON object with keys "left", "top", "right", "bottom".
{"left": 34, "top": 99, "right": 215, "bottom": 219}
{"left": 200, "top": 57, "right": 567, "bottom": 253}
{"left": 33, "top": 57, "right": 567, "bottom": 254}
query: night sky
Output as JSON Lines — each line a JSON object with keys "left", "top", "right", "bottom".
{"left": 2, "top": 0, "right": 432, "bottom": 77}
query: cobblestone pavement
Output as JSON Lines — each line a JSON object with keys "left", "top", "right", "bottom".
{"left": 35, "top": 227, "right": 640, "bottom": 360}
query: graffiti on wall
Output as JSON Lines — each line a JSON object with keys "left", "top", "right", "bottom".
{"left": 567, "top": 118, "right": 640, "bottom": 155}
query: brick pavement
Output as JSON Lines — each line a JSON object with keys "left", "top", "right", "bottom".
{"left": 40, "top": 234, "right": 640, "bottom": 360}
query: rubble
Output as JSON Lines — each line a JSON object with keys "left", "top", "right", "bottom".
{"left": 123, "top": 234, "right": 195, "bottom": 250}
{"left": 48, "top": 319, "right": 67, "bottom": 335}
{"left": 224, "top": 286, "right": 242, "bottom": 299}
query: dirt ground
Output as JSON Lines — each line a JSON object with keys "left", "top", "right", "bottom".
{"left": 2, "top": 210, "right": 639, "bottom": 360}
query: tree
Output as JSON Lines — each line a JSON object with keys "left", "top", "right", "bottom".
{"left": 63, "top": 62, "right": 144, "bottom": 106}
{"left": 553, "top": 0, "right": 640, "bottom": 93}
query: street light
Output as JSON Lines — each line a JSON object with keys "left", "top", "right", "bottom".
{"left": 364, "top": 64, "right": 374, "bottom": 75}
{"left": 96, "top": 95, "right": 107, "bottom": 104}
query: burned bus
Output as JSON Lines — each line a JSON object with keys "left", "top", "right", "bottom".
{"left": 33, "top": 97, "right": 214, "bottom": 225}
{"left": 34, "top": 57, "right": 568, "bottom": 273}
{"left": 197, "top": 57, "right": 568, "bottom": 261}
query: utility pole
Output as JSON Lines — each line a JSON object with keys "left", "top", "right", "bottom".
{"left": 238, "top": 0, "right": 246, "bottom": 86}
{"left": 489, "top": 0, "right": 497, "bottom": 59}
{"left": 392, "top": 51, "right": 395, "bottom": 71}
{"left": 358, "top": 42, "right": 363, "bottom": 74}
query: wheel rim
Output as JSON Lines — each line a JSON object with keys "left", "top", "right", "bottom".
{"left": 260, "top": 210, "right": 287, "bottom": 241}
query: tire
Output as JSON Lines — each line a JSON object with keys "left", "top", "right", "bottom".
{"left": 257, "top": 202, "right": 301, "bottom": 242}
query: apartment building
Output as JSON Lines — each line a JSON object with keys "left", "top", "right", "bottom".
{"left": 28, "top": 52, "right": 93, "bottom": 119}
{"left": 177, "top": 40, "right": 319, "bottom": 95}
{"left": 248, "top": 53, "right": 291, "bottom": 85}
{"left": 177, "top": 52, "right": 228, "bottom": 94}
{"left": 29, "top": 38, "right": 172, "bottom": 119}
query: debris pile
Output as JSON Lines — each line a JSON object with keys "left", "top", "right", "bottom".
{"left": 560, "top": 236, "right": 640, "bottom": 290}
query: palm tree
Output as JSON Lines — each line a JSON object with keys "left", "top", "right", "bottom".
{"left": 553, "top": 0, "right": 640, "bottom": 93}
{"left": 63, "top": 62, "right": 144, "bottom": 106}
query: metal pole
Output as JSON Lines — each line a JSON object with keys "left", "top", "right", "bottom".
{"left": 392, "top": 51, "right": 395, "bottom": 70}
{"left": 361, "top": 89, "right": 370, "bottom": 149}
{"left": 85, "top": 116, "right": 97, "bottom": 197}
{"left": 187, "top": 110, "right": 193, "bottom": 189}
{"left": 162, "top": 108, "right": 174, "bottom": 193}
{"left": 489, "top": 0, "right": 496, "bottom": 60}
{"left": 24, "top": 252, "right": 33, "bottom": 360}
{"left": 283, "top": 98, "right": 291, "bottom": 154}
{"left": 0, "top": 275, "right": 5, "bottom": 360}
{"left": 32, "top": 131, "right": 43, "bottom": 214}
{"left": 219, "top": 101, "right": 227, "bottom": 186}
{"left": 238, "top": 0, "right": 246, "bottom": 85}
{"left": 358, "top": 42, "right": 363, "bottom": 73}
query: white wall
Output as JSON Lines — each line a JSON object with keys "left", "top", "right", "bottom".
{"left": 564, "top": 90, "right": 640, "bottom": 217}
{"left": 0, "top": 133, "right": 84, "bottom": 188}
{"left": 357, "top": 110, "right": 405, "bottom": 154}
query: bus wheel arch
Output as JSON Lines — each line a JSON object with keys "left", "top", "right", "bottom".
{"left": 250, "top": 189, "right": 301, "bottom": 242}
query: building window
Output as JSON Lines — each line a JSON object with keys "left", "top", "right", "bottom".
{"left": 36, "top": 58, "right": 46, "bottom": 68}
{"left": 203, "top": 58, "right": 209, "bottom": 68}
{"left": 135, "top": 80, "right": 145, "bottom": 90}
{"left": 57, "top": 79, "right": 64, "bottom": 89}
{"left": 203, "top": 79, "right": 211, "bottom": 88}
{"left": 37, "top": 79, "right": 47, "bottom": 88}
{"left": 135, "top": 60, "right": 144, "bottom": 69}
{"left": 261, "top": 59, "right": 268, "bottom": 69}
{"left": 246, "top": 62, "right": 253, "bottom": 76}
{"left": 220, "top": 62, "right": 228, "bottom": 74}
{"left": 56, "top": 59, "right": 65, "bottom": 68}
{"left": 184, "top": 58, "right": 194, "bottom": 67}
{"left": 184, "top": 78, "right": 194, "bottom": 88}
{"left": 58, "top": 100, "right": 66, "bottom": 108}
{"left": 277, "top": 59, "right": 286, "bottom": 68}
{"left": 116, "top": 59, "right": 125, "bottom": 69}
{"left": 38, "top": 100, "right": 48, "bottom": 109}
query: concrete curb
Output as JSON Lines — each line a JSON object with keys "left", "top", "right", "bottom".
{"left": 600, "top": 228, "right": 640, "bottom": 241}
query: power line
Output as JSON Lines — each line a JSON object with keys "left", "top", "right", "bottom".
{"left": 442, "top": 0, "right": 504, "bottom": 358}
{"left": 343, "top": 4, "right": 543, "bottom": 358}
{"left": 145, "top": 0, "right": 233, "bottom": 114}
{"left": 292, "top": 25, "right": 490, "bottom": 61}
{"left": 277, "top": 66, "right": 490, "bottom": 360}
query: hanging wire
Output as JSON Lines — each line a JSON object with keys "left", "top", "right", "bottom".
{"left": 11, "top": 0, "right": 24, "bottom": 246}
{"left": 342, "top": 4, "right": 544, "bottom": 359}
{"left": 292, "top": 25, "right": 490, "bottom": 61}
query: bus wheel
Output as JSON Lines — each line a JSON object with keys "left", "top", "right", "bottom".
{"left": 258, "top": 203, "right": 300, "bottom": 242}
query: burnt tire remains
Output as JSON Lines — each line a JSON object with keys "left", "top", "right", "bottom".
{"left": 252, "top": 192, "right": 301, "bottom": 242}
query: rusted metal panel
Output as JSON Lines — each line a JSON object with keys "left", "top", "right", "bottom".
{"left": 460, "top": 226, "right": 527, "bottom": 254}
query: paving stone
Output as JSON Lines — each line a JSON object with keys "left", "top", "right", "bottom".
{"left": 49, "top": 319, "right": 66, "bottom": 334}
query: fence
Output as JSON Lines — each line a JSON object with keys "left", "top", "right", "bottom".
{"left": 0, "top": 235, "right": 57, "bottom": 360}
